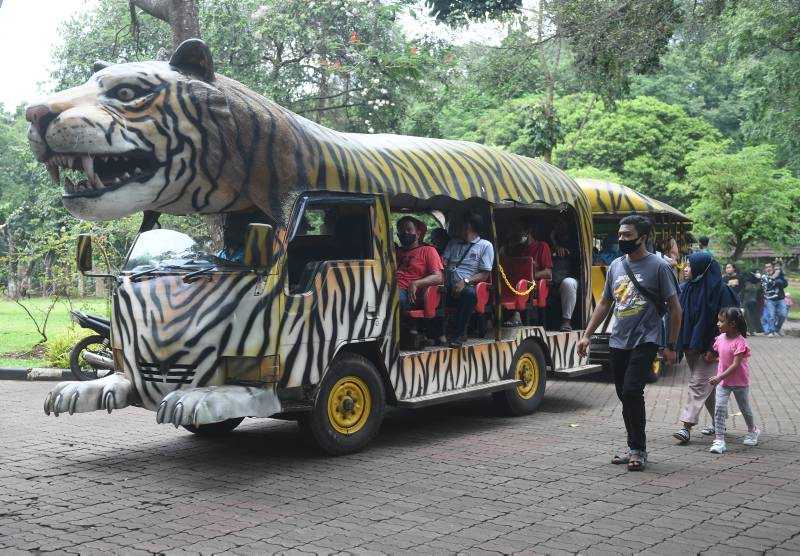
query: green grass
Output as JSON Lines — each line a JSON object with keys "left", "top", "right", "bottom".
{"left": 0, "top": 297, "right": 110, "bottom": 368}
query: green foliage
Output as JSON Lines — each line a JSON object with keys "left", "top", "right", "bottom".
{"left": 551, "top": 0, "right": 681, "bottom": 103}
{"left": 556, "top": 96, "right": 723, "bottom": 206}
{"left": 425, "top": 0, "right": 522, "bottom": 24}
{"left": 469, "top": 95, "right": 563, "bottom": 159}
{"left": 46, "top": 329, "right": 90, "bottom": 368}
{"left": 682, "top": 144, "right": 800, "bottom": 260}
{"left": 566, "top": 166, "right": 622, "bottom": 183}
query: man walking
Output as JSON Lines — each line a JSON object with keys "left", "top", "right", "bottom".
{"left": 577, "top": 215, "right": 682, "bottom": 471}
{"left": 755, "top": 261, "right": 788, "bottom": 336}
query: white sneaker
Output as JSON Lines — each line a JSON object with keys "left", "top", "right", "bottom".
{"left": 710, "top": 440, "right": 727, "bottom": 454}
{"left": 743, "top": 428, "right": 760, "bottom": 446}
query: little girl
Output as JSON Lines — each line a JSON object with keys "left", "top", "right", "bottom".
{"left": 708, "top": 307, "right": 759, "bottom": 454}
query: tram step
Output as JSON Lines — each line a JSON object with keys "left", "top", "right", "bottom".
{"left": 552, "top": 364, "right": 604, "bottom": 378}
{"left": 395, "top": 379, "right": 521, "bottom": 408}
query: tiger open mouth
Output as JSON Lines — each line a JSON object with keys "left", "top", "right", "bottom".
{"left": 46, "top": 150, "right": 161, "bottom": 198}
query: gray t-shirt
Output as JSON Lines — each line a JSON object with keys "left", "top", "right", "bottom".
{"left": 442, "top": 237, "right": 494, "bottom": 285}
{"left": 602, "top": 254, "right": 677, "bottom": 349}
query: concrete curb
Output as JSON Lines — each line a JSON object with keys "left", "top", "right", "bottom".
{"left": 0, "top": 367, "right": 71, "bottom": 381}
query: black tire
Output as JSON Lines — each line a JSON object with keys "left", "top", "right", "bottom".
{"left": 183, "top": 417, "right": 244, "bottom": 436}
{"left": 493, "top": 340, "right": 547, "bottom": 416}
{"left": 305, "top": 353, "right": 385, "bottom": 455}
{"left": 70, "top": 334, "right": 111, "bottom": 381}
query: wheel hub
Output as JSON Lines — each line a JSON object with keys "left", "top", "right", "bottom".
{"left": 327, "top": 376, "right": 372, "bottom": 435}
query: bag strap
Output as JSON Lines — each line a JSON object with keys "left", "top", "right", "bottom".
{"left": 622, "top": 257, "right": 666, "bottom": 316}
{"left": 450, "top": 241, "right": 476, "bottom": 269}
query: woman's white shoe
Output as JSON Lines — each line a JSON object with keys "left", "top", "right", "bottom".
{"left": 709, "top": 439, "right": 727, "bottom": 454}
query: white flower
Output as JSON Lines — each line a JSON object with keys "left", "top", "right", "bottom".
{"left": 368, "top": 127, "right": 375, "bottom": 133}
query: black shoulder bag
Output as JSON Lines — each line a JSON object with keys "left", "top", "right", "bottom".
{"left": 621, "top": 258, "right": 670, "bottom": 316}
{"left": 445, "top": 242, "right": 475, "bottom": 288}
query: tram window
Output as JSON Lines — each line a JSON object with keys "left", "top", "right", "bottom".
{"left": 288, "top": 203, "right": 373, "bottom": 293}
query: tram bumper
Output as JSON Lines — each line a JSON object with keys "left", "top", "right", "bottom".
{"left": 156, "top": 385, "right": 283, "bottom": 427}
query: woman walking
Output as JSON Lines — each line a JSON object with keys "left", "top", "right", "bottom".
{"left": 673, "top": 252, "right": 738, "bottom": 444}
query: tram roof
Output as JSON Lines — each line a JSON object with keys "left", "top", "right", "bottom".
{"left": 576, "top": 178, "right": 690, "bottom": 222}
{"left": 305, "top": 128, "right": 590, "bottom": 211}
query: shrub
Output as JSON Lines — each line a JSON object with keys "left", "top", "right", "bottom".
{"left": 45, "top": 328, "right": 91, "bottom": 368}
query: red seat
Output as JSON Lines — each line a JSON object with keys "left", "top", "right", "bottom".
{"left": 534, "top": 278, "right": 550, "bottom": 308}
{"left": 500, "top": 257, "right": 534, "bottom": 311}
{"left": 403, "top": 285, "right": 441, "bottom": 319}
{"left": 475, "top": 280, "right": 491, "bottom": 314}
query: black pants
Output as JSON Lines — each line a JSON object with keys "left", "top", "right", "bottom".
{"left": 439, "top": 285, "right": 477, "bottom": 339}
{"left": 609, "top": 343, "right": 658, "bottom": 452}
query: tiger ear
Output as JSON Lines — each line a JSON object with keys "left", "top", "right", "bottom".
{"left": 169, "top": 38, "right": 215, "bottom": 82}
{"left": 92, "top": 60, "right": 112, "bottom": 74}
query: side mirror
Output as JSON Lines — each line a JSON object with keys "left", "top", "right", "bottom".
{"left": 243, "top": 223, "right": 273, "bottom": 269}
{"left": 76, "top": 234, "right": 93, "bottom": 273}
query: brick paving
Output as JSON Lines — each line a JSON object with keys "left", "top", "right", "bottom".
{"left": 1, "top": 335, "right": 800, "bottom": 555}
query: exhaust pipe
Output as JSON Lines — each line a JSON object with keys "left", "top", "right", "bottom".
{"left": 83, "top": 352, "right": 115, "bottom": 370}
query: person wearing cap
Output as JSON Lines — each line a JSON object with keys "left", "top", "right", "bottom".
{"left": 395, "top": 216, "right": 444, "bottom": 312}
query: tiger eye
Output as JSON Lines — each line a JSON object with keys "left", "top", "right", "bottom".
{"left": 116, "top": 87, "right": 136, "bottom": 102}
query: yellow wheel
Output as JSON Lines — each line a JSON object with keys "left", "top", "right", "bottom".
{"left": 515, "top": 354, "right": 541, "bottom": 400}
{"left": 327, "top": 376, "right": 372, "bottom": 434}
{"left": 305, "top": 353, "right": 385, "bottom": 455}
{"left": 494, "top": 341, "right": 547, "bottom": 415}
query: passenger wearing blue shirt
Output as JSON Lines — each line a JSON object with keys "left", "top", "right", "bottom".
{"left": 216, "top": 214, "right": 248, "bottom": 264}
{"left": 438, "top": 212, "right": 495, "bottom": 347}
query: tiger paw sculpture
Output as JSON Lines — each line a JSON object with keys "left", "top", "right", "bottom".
{"left": 156, "top": 385, "right": 282, "bottom": 428}
{"left": 43, "top": 373, "right": 134, "bottom": 416}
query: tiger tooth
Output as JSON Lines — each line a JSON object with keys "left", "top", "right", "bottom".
{"left": 122, "top": 172, "right": 131, "bottom": 179}
{"left": 81, "top": 155, "right": 97, "bottom": 187}
{"left": 134, "top": 167, "right": 142, "bottom": 174}
{"left": 46, "top": 163, "right": 60, "bottom": 184}
{"left": 114, "top": 177, "right": 121, "bottom": 183}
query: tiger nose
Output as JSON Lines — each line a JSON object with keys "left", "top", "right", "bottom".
{"left": 25, "top": 103, "right": 58, "bottom": 138}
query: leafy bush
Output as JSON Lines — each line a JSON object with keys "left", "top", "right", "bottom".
{"left": 45, "top": 329, "right": 90, "bottom": 369}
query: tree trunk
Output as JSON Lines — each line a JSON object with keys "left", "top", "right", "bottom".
{"left": 130, "top": 0, "right": 201, "bottom": 51}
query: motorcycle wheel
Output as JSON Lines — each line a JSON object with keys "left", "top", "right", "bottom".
{"left": 70, "top": 334, "right": 113, "bottom": 381}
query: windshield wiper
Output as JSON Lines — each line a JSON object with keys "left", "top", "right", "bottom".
{"left": 182, "top": 265, "right": 217, "bottom": 283}
{"left": 129, "top": 267, "right": 160, "bottom": 281}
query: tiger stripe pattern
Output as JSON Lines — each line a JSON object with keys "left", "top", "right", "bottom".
{"left": 30, "top": 40, "right": 594, "bottom": 415}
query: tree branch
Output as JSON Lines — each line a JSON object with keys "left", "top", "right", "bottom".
{"left": 129, "top": 0, "right": 169, "bottom": 22}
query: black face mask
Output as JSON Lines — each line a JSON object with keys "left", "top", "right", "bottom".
{"left": 398, "top": 232, "right": 417, "bottom": 248}
{"left": 618, "top": 236, "right": 642, "bottom": 255}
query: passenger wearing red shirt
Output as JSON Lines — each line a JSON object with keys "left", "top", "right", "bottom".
{"left": 396, "top": 216, "right": 444, "bottom": 310}
{"left": 501, "top": 219, "right": 553, "bottom": 325}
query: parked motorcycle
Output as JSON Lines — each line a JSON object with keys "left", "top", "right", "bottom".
{"left": 69, "top": 311, "right": 115, "bottom": 381}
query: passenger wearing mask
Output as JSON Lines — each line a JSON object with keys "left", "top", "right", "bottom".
{"left": 439, "top": 212, "right": 494, "bottom": 347}
{"left": 672, "top": 253, "right": 739, "bottom": 444}
{"left": 550, "top": 218, "right": 580, "bottom": 331}
{"left": 395, "top": 216, "right": 443, "bottom": 311}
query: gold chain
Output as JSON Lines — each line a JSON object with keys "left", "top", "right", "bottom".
{"left": 497, "top": 263, "right": 538, "bottom": 296}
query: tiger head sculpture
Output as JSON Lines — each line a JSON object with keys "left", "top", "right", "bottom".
{"left": 26, "top": 40, "right": 303, "bottom": 221}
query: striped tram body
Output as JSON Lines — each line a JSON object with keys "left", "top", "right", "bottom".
{"left": 30, "top": 40, "right": 593, "bottom": 419}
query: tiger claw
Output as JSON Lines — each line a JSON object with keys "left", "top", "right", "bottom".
{"left": 41, "top": 374, "right": 133, "bottom": 417}
{"left": 172, "top": 403, "right": 184, "bottom": 428}
{"left": 156, "top": 400, "right": 167, "bottom": 424}
{"left": 104, "top": 391, "right": 115, "bottom": 414}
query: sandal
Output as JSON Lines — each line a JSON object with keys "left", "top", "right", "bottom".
{"left": 627, "top": 451, "right": 647, "bottom": 471}
{"left": 672, "top": 428, "right": 690, "bottom": 444}
{"left": 611, "top": 452, "right": 630, "bottom": 465}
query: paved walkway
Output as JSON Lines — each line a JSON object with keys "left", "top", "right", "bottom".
{"left": 2, "top": 335, "right": 800, "bottom": 555}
